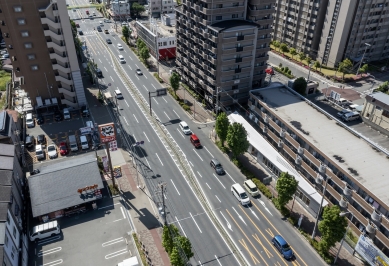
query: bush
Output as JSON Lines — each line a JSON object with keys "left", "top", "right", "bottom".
{"left": 274, "top": 67, "right": 294, "bottom": 79}
{"left": 252, "top": 178, "right": 272, "bottom": 198}
{"left": 182, "top": 104, "right": 190, "bottom": 112}
{"left": 133, "top": 233, "right": 147, "bottom": 265}
{"left": 216, "top": 140, "right": 231, "bottom": 154}
{"left": 153, "top": 73, "right": 164, "bottom": 83}
{"left": 281, "top": 67, "right": 285, "bottom": 72}
{"left": 97, "top": 156, "right": 104, "bottom": 170}
{"left": 300, "top": 231, "right": 334, "bottom": 264}
{"left": 279, "top": 63, "right": 282, "bottom": 68}
{"left": 284, "top": 66, "right": 289, "bottom": 72}
{"left": 288, "top": 216, "right": 298, "bottom": 226}
{"left": 287, "top": 69, "right": 292, "bottom": 75}
{"left": 108, "top": 184, "right": 119, "bottom": 195}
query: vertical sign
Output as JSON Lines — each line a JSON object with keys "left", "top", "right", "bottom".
{"left": 98, "top": 123, "right": 116, "bottom": 143}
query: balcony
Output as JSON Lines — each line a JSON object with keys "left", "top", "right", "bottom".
{"left": 44, "top": 29, "right": 64, "bottom": 41}
{"left": 58, "top": 87, "right": 76, "bottom": 97}
{"left": 49, "top": 52, "right": 68, "bottom": 64}
{"left": 247, "top": 7, "right": 272, "bottom": 17}
{"left": 235, "top": 68, "right": 241, "bottom": 73}
{"left": 55, "top": 75, "right": 72, "bottom": 85}
{"left": 207, "top": 55, "right": 217, "bottom": 65}
{"left": 235, "top": 57, "right": 242, "bottom": 63}
{"left": 237, "top": 35, "right": 244, "bottom": 41}
{"left": 60, "top": 98, "right": 79, "bottom": 109}
{"left": 223, "top": 36, "right": 237, "bottom": 43}
{"left": 236, "top": 46, "right": 243, "bottom": 52}
{"left": 52, "top": 63, "right": 71, "bottom": 74}
{"left": 205, "top": 85, "right": 215, "bottom": 95}
{"left": 212, "top": 6, "right": 245, "bottom": 15}
{"left": 248, "top": 0, "right": 274, "bottom": 5}
{"left": 41, "top": 17, "right": 60, "bottom": 29}
{"left": 207, "top": 46, "right": 217, "bottom": 54}
{"left": 199, "top": 7, "right": 213, "bottom": 15}
{"left": 209, "top": 67, "right": 216, "bottom": 75}
{"left": 47, "top": 41, "right": 66, "bottom": 52}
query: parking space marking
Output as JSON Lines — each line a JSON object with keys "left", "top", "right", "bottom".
{"left": 98, "top": 202, "right": 120, "bottom": 210}
{"left": 42, "top": 259, "right": 63, "bottom": 266}
{"left": 120, "top": 207, "right": 126, "bottom": 219}
{"left": 105, "top": 249, "right": 128, "bottom": 259}
{"left": 102, "top": 237, "right": 124, "bottom": 247}
{"left": 37, "top": 247, "right": 62, "bottom": 257}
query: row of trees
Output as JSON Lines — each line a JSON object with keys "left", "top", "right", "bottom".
{"left": 136, "top": 39, "right": 150, "bottom": 65}
{"left": 162, "top": 224, "right": 194, "bottom": 266}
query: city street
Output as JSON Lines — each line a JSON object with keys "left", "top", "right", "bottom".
{"left": 73, "top": 8, "right": 327, "bottom": 265}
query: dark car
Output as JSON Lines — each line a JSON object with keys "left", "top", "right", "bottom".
{"left": 210, "top": 159, "right": 225, "bottom": 175}
{"left": 272, "top": 235, "right": 294, "bottom": 260}
{"left": 36, "top": 115, "right": 44, "bottom": 125}
{"left": 54, "top": 111, "right": 62, "bottom": 121}
{"left": 96, "top": 68, "right": 103, "bottom": 78}
{"left": 81, "top": 105, "right": 90, "bottom": 117}
{"left": 59, "top": 141, "right": 69, "bottom": 156}
{"left": 97, "top": 26, "right": 102, "bottom": 32}
{"left": 78, "top": 30, "right": 83, "bottom": 35}
{"left": 76, "top": 23, "right": 80, "bottom": 28}
{"left": 106, "top": 38, "right": 112, "bottom": 44}
{"left": 25, "top": 135, "right": 34, "bottom": 149}
{"left": 37, "top": 134, "right": 46, "bottom": 145}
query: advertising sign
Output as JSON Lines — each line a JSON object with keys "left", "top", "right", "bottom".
{"left": 98, "top": 123, "right": 116, "bottom": 143}
{"left": 354, "top": 235, "right": 389, "bottom": 266}
{"left": 102, "top": 156, "right": 109, "bottom": 172}
{"left": 113, "top": 166, "right": 122, "bottom": 178}
{"left": 109, "top": 140, "right": 118, "bottom": 152}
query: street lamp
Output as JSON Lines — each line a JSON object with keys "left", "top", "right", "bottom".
{"left": 334, "top": 211, "right": 354, "bottom": 264}
{"left": 311, "top": 175, "right": 331, "bottom": 239}
{"left": 356, "top": 43, "right": 371, "bottom": 76}
{"left": 307, "top": 62, "right": 314, "bottom": 82}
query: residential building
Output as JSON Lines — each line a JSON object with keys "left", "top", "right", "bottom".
{"left": 361, "top": 92, "right": 389, "bottom": 136}
{"left": 175, "top": 0, "right": 274, "bottom": 110}
{"left": 0, "top": 110, "right": 24, "bottom": 165}
{"left": 136, "top": 16, "right": 176, "bottom": 61}
{"left": 110, "top": 0, "right": 131, "bottom": 20}
{"left": 0, "top": 0, "right": 87, "bottom": 110}
{"left": 248, "top": 83, "right": 389, "bottom": 256}
{"left": 150, "top": 0, "right": 175, "bottom": 17}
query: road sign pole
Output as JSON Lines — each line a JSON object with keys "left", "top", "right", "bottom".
{"left": 105, "top": 142, "right": 116, "bottom": 188}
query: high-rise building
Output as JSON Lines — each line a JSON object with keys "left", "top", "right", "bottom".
{"left": 273, "top": 0, "right": 389, "bottom": 68}
{"left": 0, "top": 0, "right": 86, "bottom": 110}
{"left": 175, "top": 0, "right": 274, "bottom": 110}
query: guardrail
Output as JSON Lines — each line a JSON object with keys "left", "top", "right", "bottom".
{"left": 96, "top": 33, "right": 248, "bottom": 265}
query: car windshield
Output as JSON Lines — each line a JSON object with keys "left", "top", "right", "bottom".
{"left": 183, "top": 126, "right": 189, "bottom": 130}
{"left": 250, "top": 187, "right": 258, "bottom": 192}
{"left": 60, "top": 146, "right": 66, "bottom": 150}
{"left": 48, "top": 146, "right": 55, "bottom": 151}
{"left": 240, "top": 192, "right": 248, "bottom": 199}
{"left": 281, "top": 243, "right": 291, "bottom": 251}
{"left": 26, "top": 118, "right": 33, "bottom": 123}
{"left": 193, "top": 139, "right": 199, "bottom": 143}
{"left": 36, "top": 150, "right": 43, "bottom": 155}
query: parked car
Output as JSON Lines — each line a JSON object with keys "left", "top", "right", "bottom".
{"left": 81, "top": 106, "right": 90, "bottom": 117}
{"left": 36, "top": 115, "right": 44, "bottom": 125}
{"left": 59, "top": 142, "right": 69, "bottom": 156}
{"left": 136, "top": 69, "right": 143, "bottom": 75}
{"left": 96, "top": 26, "right": 102, "bottom": 32}
{"left": 47, "top": 143, "right": 58, "bottom": 159}
{"left": 78, "top": 30, "right": 83, "bottom": 35}
{"left": 210, "top": 159, "right": 225, "bottom": 175}
{"left": 54, "top": 111, "right": 62, "bottom": 121}
{"left": 1, "top": 53, "right": 9, "bottom": 59}
{"left": 337, "top": 109, "right": 352, "bottom": 118}
{"left": 272, "top": 235, "right": 294, "bottom": 260}
{"left": 179, "top": 121, "right": 191, "bottom": 135}
{"left": 25, "top": 135, "right": 35, "bottom": 149}
{"left": 76, "top": 23, "right": 80, "bottom": 28}
{"left": 37, "top": 134, "right": 46, "bottom": 145}
{"left": 35, "top": 145, "right": 45, "bottom": 160}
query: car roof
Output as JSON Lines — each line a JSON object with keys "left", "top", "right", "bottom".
{"left": 180, "top": 121, "right": 188, "bottom": 127}
{"left": 211, "top": 158, "right": 220, "bottom": 165}
{"left": 274, "top": 235, "right": 287, "bottom": 245}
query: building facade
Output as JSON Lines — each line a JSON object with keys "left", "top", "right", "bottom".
{"left": 361, "top": 92, "right": 389, "bottom": 136}
{"left": 150, "top": 0, "right": 175, "bottom": 17}
{"left": 110, "top": 0, "right": 131, "bottom": 20}
{"left": 0, "top": 0, "right": 86, "bottom": 110}
{"left": 175, "top": 0, "right": 274, "bottom": 110}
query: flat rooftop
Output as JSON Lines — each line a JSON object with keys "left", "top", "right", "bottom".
{"left": 137, "top": 17, "right": 176, "bottom": 37}
{"left": 252, "top": 83, "right": 389, "bottom": 206}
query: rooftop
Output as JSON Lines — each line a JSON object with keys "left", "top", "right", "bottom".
{"left": 0, "top": 143, "right": 14, "bottom": 157}
{"left": 210, "top": 19, "right": 259, "bottom": 32}
{"left": 366, "top": 92, "right": 389, "bottom": 106}
{"left": 137, "top": 17, "right": 176, "bottom": 38}
{"left": 0, "top": 170, "right": 12, "bottom": 186}
{"left": 28, "top": 154, "right": 104, "bottom": 217}
{"left": 251, "top": 83, "right": 389, "bottom": 206}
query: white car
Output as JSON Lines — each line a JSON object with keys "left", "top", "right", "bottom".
{"left": 117, "top": 43, "right": 123, "bottom": 50}
{"left": 1, "top": 53, "right": 9, "bottom": 59}
{"left": 122, "top": 22, "right": 128, "bottom": 26}
{"left": 179, "top": 121, "right": 191, "bottom": 135}
{"left": 47, "top": 143, "right": 58, "bottom": 159}
{"left": 35, "top": 145, "right": 45, "bottom": 160}
{"left": 118, "top": 55, "right": 125, "bottom": 63}
{"left": 99, "top": 21, "right": 104, "bottom": 26}
{"left": 136, "top": 69, "right": 142, "bottom": 75}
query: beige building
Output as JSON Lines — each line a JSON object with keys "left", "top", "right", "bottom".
{"left": 361, "top": 92, "right": 389, "bottom": 135}
{"left": 0, "top": 0, "right": 86, "bottom": 110}
{"left": 175, "top": 0, "right": 274, "bottom": 110}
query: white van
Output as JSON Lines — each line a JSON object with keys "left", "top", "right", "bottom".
{"left": 115, "top": 89, "right": 123, "bottom": 99}
{"left": 80, "top": 135, "right": 89, "bottom": 150}
{"left": 86, "top": 120, "right": 94, "bottom": 129}
{"left": 243, "top": 180, "right": 260, "bottom": 197}
{"left": 63, "top": 108, "right": 71, "bottom": 120}
{"left": 341, "top": 111, "right": 360, "bottom": 122}
{"left": 26, "top": 113, "right": 35, "bottom": 128}
{"left": 231, "top": 184, "right": 251, "bottom": 205}
{"left": 29, "top": 221, "right": 60, "bottom": 241}
{"left": 118, "top": 55, "right": 125, "bottom": 63}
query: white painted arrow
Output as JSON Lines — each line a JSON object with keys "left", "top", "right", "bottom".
{"left": 220, "top": 211, "right": 233, "bottom": 231}
{"left": 258, "top": 199, "right": 273, "bottom": 216}
{"left": 232, "top": 207, "right": 247, "bottom": 225}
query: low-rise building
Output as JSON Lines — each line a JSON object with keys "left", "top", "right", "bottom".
{"left": 361, "top": 92, "right": 389, "bottom": 136}
{"left": 109, "top": 0, "right": 131, "bottom": 21}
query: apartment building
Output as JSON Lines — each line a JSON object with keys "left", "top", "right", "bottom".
{"left": 248, "top": 83, "right": 389, "bottom": 256}
{"left": 150, "top": 0, "right": 175, "bottom": 17}
{"left": 0, "top": 0, "right": 86, "bottom": 110}
{"left": 175, "top": 0, "right": 274, "bottom": 110}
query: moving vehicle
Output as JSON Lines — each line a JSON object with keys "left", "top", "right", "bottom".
{"left": 179, "top": 121, "right": 191, "bottom": 135}
{"left": 81, "top": 106, "right": 90, "bottom": 117}
{"left": 118, "top": 55, "right": 125, "bottom": 63}
{"left": 104, "top": 29, "right": 109, "bottom": 34}
{"left": 190, "top": 134, "right": 201, "bottom": 148}
{"left": 63, "top": 108, "right": 71, "bottom": 120}
{"left": 99, "top": 21, "right": 104, "bottom": 26}
{"left": 210, "top": 159, "right": 225, "bottom": 175}
{"left": 35, "top": 145, "right": 44, "bottom": 160}
{"left": 243, "top": 180, "right": 260, "bottom": 197}
{"left": 76, "top": 23, "right": 80, "bottom": 28}
{"left": 69, "top": 135, "right": 78, "bottom": 152}
{"left": 86, "top": 10, "right": 89, "bottom": 15}
{"left": 115, "top": 89, "right": 123, "bottom": 99}
{"left": 29, "top": 221, "right": 60, "bottom": 242}
{"left": 37, "top": 134, "right": 46, "bottom": 145}
{"left": 96, "top": 68, "right": 103, "bottom": 77}
{"left": 97, "top": 26, "right": 102, "bottom": 32}
{"left": 106, "top": 38, "right": 112, "bottom": 44}
{"left": 47, "top": 143, "right": 58, "bottom": 159}
{"left": 78, "top": 30, "right": 83, "bottom": 35}
{"left": 231, "top": 183, "right": 250, "bottom": 205}
{"left": 136, "top": 69, "right": 143, "bottom": 75}
{"left": 272, "top": 235, "right": 294, "bottom": 260}
{"left": 59, "top": 142, "right": 69, "bottom": 156}
{"left": 80, "top": 135, "right": 89, "bottom": 150}
{"left": 117, "top": 43, "right": 123, "bottom": 50}
{"left": 26, "top": 113, "right": 35, "bottom": 128}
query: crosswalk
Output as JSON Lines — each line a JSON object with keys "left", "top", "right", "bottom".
{"left": 80, "top": 29, "right": 116, "bottom": 35}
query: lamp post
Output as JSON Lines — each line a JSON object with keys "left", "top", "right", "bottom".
{"left": 334, "top": 211, "right": 354, "bottom": 264}
{"left": 311, "top": 175, "right": 331, "bottom": 239}
{"left": 307, "top": 62, "right": 314, "bottom": 82}
{"left": 356, "top": 43, "right": 371, "bottom": 76}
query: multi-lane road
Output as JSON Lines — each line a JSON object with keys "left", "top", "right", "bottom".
{"left": 73, "top": 8, "right": 325, "bottom": 266}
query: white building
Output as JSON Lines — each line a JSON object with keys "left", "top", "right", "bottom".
{"left": 111, "top": 0, "right": 131, "bottom": 18}
{"left": 150, "top": 0, "right": 175, "bottom": 17}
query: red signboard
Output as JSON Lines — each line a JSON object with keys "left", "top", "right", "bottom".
{"left": 98, "top": 123, "right": 116, "bottom": 143}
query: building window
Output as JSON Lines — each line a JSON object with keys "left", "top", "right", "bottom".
{"left": 383, "top": 110, "right": 389, "bottom": 118}
{"left": 5, "top": 235, "right": 8, "bottom": 246}
{"left": 24, "top": 43, "right": 32, "bottom": 49}
{"left": 27, "top": 54, "right": 35, "bottom": 60}
{"left": 216, "top": 16, "right": 222, "bottom": 20}
{"left": 14, "top": 203, "right": 19, "bottom": 216}
{"left": 13, "top": 226, "right": 16, "bottom": 238}
{"left": 232, "top": 2, "right": 239, "bottom": 6}
{"left": 6, "top": 214, "right": 10, "bottom": 224}
{"left": 21, "top": 31, "right": 29, "bottom": 37}
{"left": 232, "top": 14, "right": 239, "bottom": 18}
{"left": 31, "top": 65, "right": 38, "bottom": 71}
{"left": 14, "top": 6, "right": 22, "bottom": 12}
{"left": 216, "top": 4, "right": 223, "bottom": 8}
{"left": 17, "top": 18, "right": 25, "bottom": 25}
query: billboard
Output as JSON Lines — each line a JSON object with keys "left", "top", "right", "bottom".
{"left": 98, "top": 123, "right": 116, "bottom": 143}
{"left": 354, "top": 235, "right": 389, "bottom": 266}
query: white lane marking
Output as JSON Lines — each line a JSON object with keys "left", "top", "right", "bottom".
{"left": 128, "top": 55, "right": 132, "bottom": 60}
{"left": 162, "top": 97, "right": 167, "bottom": 103}
{"left": 249, "top": 206, "right": 260, "bottom": 221}
{"left": 124, "top": 100, "right": 129, "bottom": 107}
{"left": 164, "top": 111, "right": 170, "bottom": 120}
{"left": 189, "top": 161, "right": 194, "bottom": 167}
{"left": 153, "top": 98, "right": 159, "bottom": 104}
{"left": 102, "top": 237, "right": 124, "bottom": 247}
{"left": 215, "top": 195, "right": 221, "bottom": 203}
{"left": 106, "top": 218, "right": 125, "bottom": 224}
{"left": 156, "top": 153, "right": 163, "bottom": 166}
{"left": 133, "top": 114, "right": 139, "bottom": 123}
{"left": 143, "top": 85, "right": 149, "bottom": 91}
{"left": 258, "top": 199, "right": 273, "bottom": 216}
{"left": 122, "top": 116, "right": 129, "bottom": 125}
{"left": 193, "top": 149, "right": 203, "bottom": 161}
{"left": 198, "top": 261, "right": 203, "bottom": 266}
{"left": 110, "top": 76, "right": 114, "bottom": 81}
{"left": 213, "top": 173, "right": 226, "bottom": 189}
{"left": 43, "top": 259, "right": 63, "bottom": 266}
{"left": 136, "top": 75, "right": 139, "bottom": 80}
{"left": 220, "top": 211, "right": 233, "bottom": 231}
{"left": 105, "top": 249, "right": 128, "bottom": 259}
{"left": 173, "top": 110, "right": 180, "bottom": 118}
{"left": 206, "top": 183, "right": 211, "bottom": 189}
{"left": 204, "top": 146, "right": 214, "bottom": 158}
{"left": 128, "top": 65, "right": 132, "bottom": 70}
{"left": 120, "top": 207, "right": 126, "bottom": 219}
{"left": 143, "top": 132, "right": 150, "bottom": 142}
{"left": 104, "top": 67, "right": 108, "bottom": 72}
{"left": 189, "top": 212, "right": 202, "bottom": 233}
{"left": 145, "top": 158, "right": 151, "bottom": 168}
{"left": 225, "top": 171, "right": 236, "bottom": 183}
{"left": 124, "top": 50, "right": 127, "bottom": 53}
{"left": 232, "top": 206, "right": 247, "bottom": 226}
{"left": 197, "top": 171, "right": 202, "bottom": 178}
{"left": 170, "top": 179, "right": 180, "bottom": 195}
{"left": 215, "top": 255, "right": 222, "bottom": 266}
{"left": 177, "top": 128, "right": 185, "bottom": 138}
{"left": 144, "top": 75, "right": 148, "bottom": 79}
{"left": 175, "top": 216, "right": 187, "bottom": 237}
{"left": 135, "top": 64, "right": 139, "bottom": 68}
{"left": 38, "top": 247, "right": 62, "bottom": 257}
{"left": 99, "top": 59, "right": 102, "bottom": 63}
{"left": 98, "top": 202, "right": 120, "bottom": 210}
{"left": 151, "top": 84, "right": 156, "bottom": 90}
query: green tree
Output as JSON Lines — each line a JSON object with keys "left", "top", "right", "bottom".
{"left": 359, "top": 63, "right": 369, "bottom": 76}
{"left": 273, "top": 40, "right": 280, "bottom": 51}
{"left": 132, "top": 2, "right": 146, "bottom": 17}
{"left": 376, "top": 81, "right": 389, "bottom": 93}
{"left": 276, "top": 172, "right": 299, "bottom": 209}
{"left": 137, "top": 38, "right": 146, "bottom": 51}
{"left": 215, "top": 112, "right": 230, "bottom": 147}
{"left": 122, "top": 26, "right": 130, "bottom": 43}
{"left": 162, "top": 225, "right": 179, "bottom": 255}
{"left": 293, "top": 77, "right": 307, "bottom": 95}
{"left": 338, "top": 58, "right": 353, "bottom": 80}
{"left": 318, "top": 205, "right": 348, "bottom": 253}
{"left": 170, "top": 247, "right": 184, "bottom": 266}
{"left": 70, "top": 20, "right": 77, "bottom": 36}
{"left": 314, "top": 61, "right": 321, "bottom": 70}
{"left": 290, "top": 48, "right": 297, "bottom": 60}
{"left": 139, "top": 47, "right": 150, "bottom": 63}
{"left": 226, "top": 122, "right": 249, "bottom": 159}
{"left": 306, "top": 56, "right": 312, "bottom": 65}
{"left": 176, "top": 236, "right": 194, "bottom": 260}
{"left": 280, "top": 43, "right": 289, "bottom": 55}
{"left": 170, "top": 72, "right": 180, "bottom": 96}
{"left": 299, "top": 52, "right": 306, "bottom": 61}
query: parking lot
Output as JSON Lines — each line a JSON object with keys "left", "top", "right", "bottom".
{"left": 30, "top": 197, "right": 137, "bottom": 266}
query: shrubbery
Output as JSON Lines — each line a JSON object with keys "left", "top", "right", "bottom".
{"left": 154, "top": 73, "right": 163, "bottom": 83}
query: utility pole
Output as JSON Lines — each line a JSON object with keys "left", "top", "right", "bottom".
{"left": 157, "top": 182, "right": 167, "bottom": 225}
{"left": 105, "top": 142, "right": 116, "bottom": 187}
